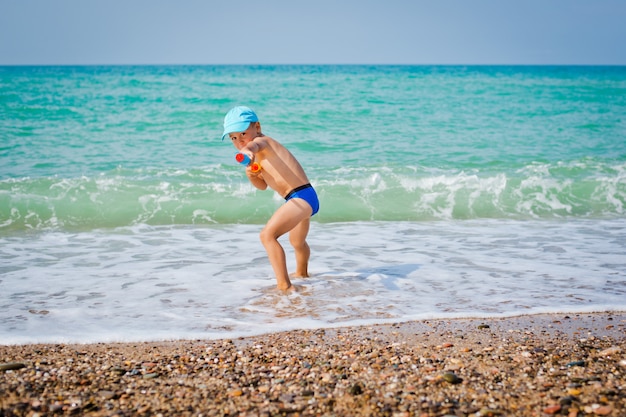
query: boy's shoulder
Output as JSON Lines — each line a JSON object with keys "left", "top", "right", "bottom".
{"left": 256, "top": 134, "right": 275, "bottom": 142}
{"left": 256, "top": 135, "right": 283, "bottom": 148}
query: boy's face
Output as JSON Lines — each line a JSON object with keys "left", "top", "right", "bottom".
{"left": 229, "top": 122, "right": 260, "bottom": 150}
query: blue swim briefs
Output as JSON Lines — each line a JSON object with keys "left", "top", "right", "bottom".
{"left": 284, "top": 183, "right": 319, "bottom": 216}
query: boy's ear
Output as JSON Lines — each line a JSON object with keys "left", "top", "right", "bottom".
{"left": 255, "top": 122, "right": 262, "bottom": 133}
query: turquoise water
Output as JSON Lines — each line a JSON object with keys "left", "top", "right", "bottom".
{"left": 2, "top": 66, "right": 625, "bottom": 230}
{"left": 1, "top": 66, "right": 625, "bottom": 343}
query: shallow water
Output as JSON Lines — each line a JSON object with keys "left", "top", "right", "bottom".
{"left": 1, "top": 219, "right": 624, "bottom": 344}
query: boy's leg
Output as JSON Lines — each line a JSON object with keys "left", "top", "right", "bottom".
{"left": 260, "top": 198, "right": 312, "bottom": 290}
{"left": 289, "top": 217, "right": 310, "bottom": 278}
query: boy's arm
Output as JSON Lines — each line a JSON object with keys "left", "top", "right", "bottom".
{"left": 240, "top": 136, "right": 267, "bottom": 159}
{"left": 246, "top": 165, "right": 267, "bottom": 190}
{"left": 243, "top": 137, "right": 268, "bottom": 190}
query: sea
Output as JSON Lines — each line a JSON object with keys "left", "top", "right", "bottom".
{"left": 1, "top": 65, "right": 625, "bottom": 345}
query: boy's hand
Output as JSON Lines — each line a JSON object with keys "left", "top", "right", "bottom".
{"left": 240, "top": 149, "right": 254, "bottom": 162}
{"left": 246, "top": 164, "right": 262, "bottom": 177}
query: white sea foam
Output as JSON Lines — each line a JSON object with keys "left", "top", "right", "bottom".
{"left": 1, "top": 219, "right": 624, "bottom": 345}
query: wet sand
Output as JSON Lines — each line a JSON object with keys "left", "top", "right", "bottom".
{"left": 1, "top": 312, "right": 625, "bottom": 416}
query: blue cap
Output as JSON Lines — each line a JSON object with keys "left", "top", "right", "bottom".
{"left": 221, "top": 106, "right": 259, "bottom": 141}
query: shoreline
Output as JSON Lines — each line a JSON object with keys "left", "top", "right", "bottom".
{"left": 2, "top": 312, "right": 625, "bottom": 416}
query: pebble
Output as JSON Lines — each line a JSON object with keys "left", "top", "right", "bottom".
{"left": 593, "top": 405, "right": 613, "bottom": 415}
{"left": 598, "top": 346, "right": 621, "bottom": 356}
{"left": 477, "top": 408, "right": 503, "bottom": 416}
{"left": 442, "top": 372, "right": 463, "bottom": 384}
{"left": 98, "top": 390, "right": 116, "bottom": 400}
{"left": 543, "top": 404, "right": 561, "bottom": 414}
{"left": 348, "top": 383, "right": 363, "bottom": 395}
{"left": 0, "top": 362, "right": 26, "bottom": 371}
{"left": 228, "top": 389, "right": 243, "bottom": 397}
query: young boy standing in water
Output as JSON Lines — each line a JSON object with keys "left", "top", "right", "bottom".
{"left": 222, "top": 106, "right": 320, "bottom": 291}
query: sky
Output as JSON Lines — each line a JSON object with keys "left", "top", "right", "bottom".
{"left": 1, "top": 0, "right": 625, "bottom": 66}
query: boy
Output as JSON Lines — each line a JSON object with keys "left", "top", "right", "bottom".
{"left": 222, "top": 106, "right": 320, "bottom": 291}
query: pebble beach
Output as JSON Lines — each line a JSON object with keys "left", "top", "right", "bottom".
{"left": 1, "top": 313, "right": 624, "bottom": 416}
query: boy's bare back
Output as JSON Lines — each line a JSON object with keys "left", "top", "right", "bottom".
{"left": 244, "top": 136, "right": 310, "bottom": 198}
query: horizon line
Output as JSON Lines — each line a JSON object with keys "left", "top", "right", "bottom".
{"left": 2, "top": 63, "right": 626, "bottom": 67}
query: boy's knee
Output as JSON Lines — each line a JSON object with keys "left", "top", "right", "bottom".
{"left": 289, "top": 237, "right": 308, "bottom": 250}
{"left": 259, "top": 228, "right": 275, "bottom": 245}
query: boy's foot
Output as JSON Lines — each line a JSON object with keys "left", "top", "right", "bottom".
{"left": 289, "top": 271, "right": 309, "bottom": 278}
